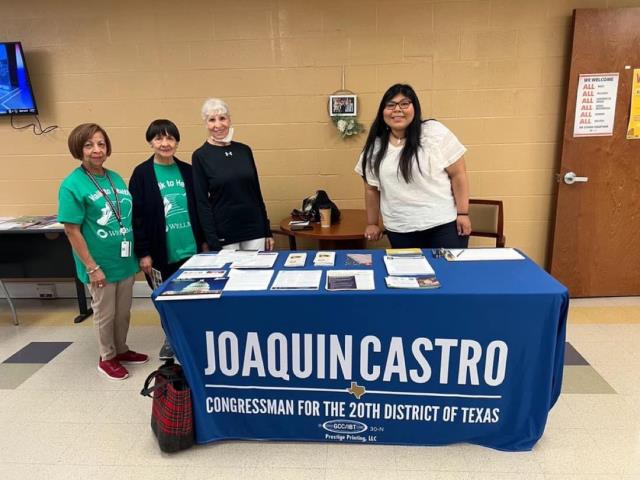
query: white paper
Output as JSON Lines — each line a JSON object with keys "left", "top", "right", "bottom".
{"left": 181, "top": 254, "right": 230, "bottom": 269}
{"left": 326, "top": 270, "right": 375, "bottom": 290}
{"left": 271, "top": 270, "right": 322, "bottom": 290}
{"left": 284, "top": 252, "right": 307, "bottom": 267}
{"left": 176, "top": 270, "right": 226, "bottom": 280}
{"left": 231, "top": 252, "right": 278, "bottom": 269}
{"left": 224, "top": 269, "right": 274, "bottom": 291}
{"left": 383, "top": 255, "right": 435, "bottom": 276}
{"left": 447, "top": 248, "right": 524, "bottom": 261}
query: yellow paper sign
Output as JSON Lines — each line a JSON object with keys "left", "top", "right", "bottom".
{"left": 627, "top": 68, "right": 640, "bottom": 140}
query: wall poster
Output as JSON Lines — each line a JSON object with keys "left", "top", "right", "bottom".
{"left": 573, "top": 73, "right": 619, "bottom": 137}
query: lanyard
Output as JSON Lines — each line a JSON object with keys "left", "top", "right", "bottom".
{"left": 81, "top": 166, "right": 126, "bottom": 233}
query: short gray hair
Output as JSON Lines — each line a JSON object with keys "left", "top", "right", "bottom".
{"left": 201, "top": 98, "right": 230, "bottom": 120}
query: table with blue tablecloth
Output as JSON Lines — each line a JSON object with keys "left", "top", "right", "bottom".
{"left": 152, "top": 249, "right": 568, "bottom": 452}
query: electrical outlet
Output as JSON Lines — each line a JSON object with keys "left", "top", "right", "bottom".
{"left": 36, "top": 283, "right": 57, "bottom": 299}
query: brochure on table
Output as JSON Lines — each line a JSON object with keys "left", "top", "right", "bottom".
{"left": 383, "top": 255, "right": 435, "bottom": 276}
{"left": 385, "top": 276, "right": 440, "bottom": 289}
{"left": 156, "top": 277, "right": 228, "bottom": 300}
{"left": 326, "top": 270, "right": 375, "bottom": 291}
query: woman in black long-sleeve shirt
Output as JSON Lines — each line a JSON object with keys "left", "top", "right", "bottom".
{"left": 192, "top": 98, "right": 273, "bottom": 251}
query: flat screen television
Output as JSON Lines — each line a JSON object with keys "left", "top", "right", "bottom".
{"left": 0, "top": 42, "right": 38, "bottom": 116}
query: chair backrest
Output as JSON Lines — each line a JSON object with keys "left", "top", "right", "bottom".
{"left": 468, "top": 199, "right": 505, "bottom": 248}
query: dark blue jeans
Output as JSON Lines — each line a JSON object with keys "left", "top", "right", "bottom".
{"left": 386, "top": 220, "right": 469, "bottom": 249}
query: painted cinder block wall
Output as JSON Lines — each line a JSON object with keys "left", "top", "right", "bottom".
{"left": 1, "top": 0, "right": 634, "bottom": 265}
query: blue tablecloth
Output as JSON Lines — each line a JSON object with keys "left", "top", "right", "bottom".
{"left": 152, "top": 250, "right": 568, "bottom": 451}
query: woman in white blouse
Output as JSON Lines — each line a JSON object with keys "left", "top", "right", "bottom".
{"left": 355, "top": 83, "right": 471, "bottom": 249}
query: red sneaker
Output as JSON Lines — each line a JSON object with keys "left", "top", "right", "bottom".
{"left": 115, "top": 350, "right": 149, "bottom": 364}
{"left": 98, "top": 358, "right": 129, "bottom": 380}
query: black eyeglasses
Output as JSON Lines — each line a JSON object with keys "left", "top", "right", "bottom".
{"left": 384, "top": 99, "right": 412, "bottom": 110}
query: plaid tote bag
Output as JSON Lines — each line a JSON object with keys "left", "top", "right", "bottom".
{"left": 141, "top": 359, "right": 194, "bottom": 453}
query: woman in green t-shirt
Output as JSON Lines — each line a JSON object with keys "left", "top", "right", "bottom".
{"left": 129, "top": 119, "right": 206, "bottom": 360}
{"left": 58, "top": 123, "right": 148, "bottom": 381}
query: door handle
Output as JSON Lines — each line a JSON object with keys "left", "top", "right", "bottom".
{"left": 563, "top": 172, "right": 589, "bottom": 185}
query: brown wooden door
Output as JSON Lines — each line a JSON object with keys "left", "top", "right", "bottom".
{"left": 550, "top": 8, "right": 640, "bottom": 297}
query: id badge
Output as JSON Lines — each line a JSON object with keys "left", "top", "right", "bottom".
{"left": 120, "top": 240, "right": 131, "bottom": 258}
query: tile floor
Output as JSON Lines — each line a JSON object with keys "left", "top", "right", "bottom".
{"left": 1, "top": 297, "right": 639, "bottom": 479}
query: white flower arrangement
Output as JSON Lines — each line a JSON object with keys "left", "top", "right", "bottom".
{"left": 331, "top": 115, "right": 365, "bottom": 139}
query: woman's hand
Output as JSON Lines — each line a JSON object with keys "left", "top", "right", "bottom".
{"left": 63, "top": 223, "right": 108, "bottom": 289}
{"left": 456, "top": 215, "right": 472, "bottom": 236}
{"left": 139, "top": 256, "right": 153, "bottom": 275}
{"left": 364, "top": 224, "right": 383, "bottom": 241}
{"left": 265, "top": 237, "right": 275, "bottom": 251}
{"left": 88, "top": 268, "right": 107, "bottom": 289}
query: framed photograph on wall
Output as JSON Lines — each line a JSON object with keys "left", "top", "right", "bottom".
{"left": 329, "top": 95, "right": 357, "bottom": 117}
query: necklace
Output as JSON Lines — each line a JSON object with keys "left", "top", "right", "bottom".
{"left": 390, "top": 132, "right": 406, "bottom": 145}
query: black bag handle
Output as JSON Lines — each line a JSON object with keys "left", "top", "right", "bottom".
{"left": 140, "top": 360, "right": 183, "bottom": 397}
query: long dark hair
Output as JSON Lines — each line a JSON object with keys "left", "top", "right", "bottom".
{"left": 360, "top": 84, "right": 423, "bottom": 183}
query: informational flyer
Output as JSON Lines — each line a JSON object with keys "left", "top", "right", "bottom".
{"left": 573, "top": 73, "right": 619, "bottom": 137}
{"left": 626, "top": 68, "right": 640, "bottom": 140}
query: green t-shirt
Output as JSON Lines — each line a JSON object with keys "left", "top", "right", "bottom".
{"left": 58, "top": 167, "right": 138, "bottom": 284}
{"left": 154, "top": 162, "right": 197, "bottom": 264}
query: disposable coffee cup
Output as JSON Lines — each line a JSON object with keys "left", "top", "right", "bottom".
{"left": 319, "top": 208, "right": 331, "bottom": 228}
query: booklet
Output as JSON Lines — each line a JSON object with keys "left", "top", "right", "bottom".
{"left": 271, "top": 270, "right": 322, "bottom": 290}
{"left": 385, "top": 275, "right": 441, "bottom": 289}
{"left": 314, "top": 251, "right": 336, "bottom": 266}
{"left": 150, "top": 268, "right": 163, "bottom": 289}
{"left": 326, "top": 270, "right": 375, "bottom": 291}
{"left": 383, "top": 255, "right": 435, "bottom": 276}
{"left": 284, "top": 252, "right": 307, "bottom": 267}
{"left": 156, "top": 278, "right": 228, "bottom": 301}
{"left": 345, "top": 253, "right": 372, "bottom": 266}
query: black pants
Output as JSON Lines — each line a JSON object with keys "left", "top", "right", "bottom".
{"left": 386, "top": 221, "right": 469, "bottom": 249}
{"left": 144, "top": 259, "right": 187, "bottom": 290}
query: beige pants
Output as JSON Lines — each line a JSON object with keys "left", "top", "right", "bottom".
{"left": 221, "top": 237, "right": 266, "bottom": 250}
{"left": 87, "top": 275, "right": 135, "bottom": 361}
